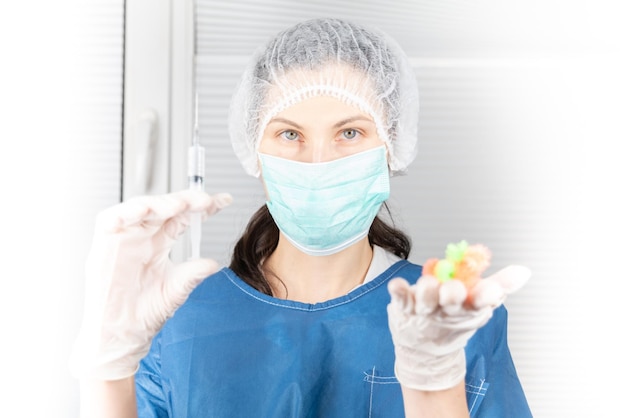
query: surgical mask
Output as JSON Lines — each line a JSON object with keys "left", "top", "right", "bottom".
{"left": 259, "top": 146, "right": 390, "bottom": 256}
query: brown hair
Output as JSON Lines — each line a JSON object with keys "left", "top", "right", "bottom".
{"left": 229, "top": 204, "right": 411, "bottom": 296}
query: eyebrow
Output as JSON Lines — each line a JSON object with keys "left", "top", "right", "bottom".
{"left": 267, "top": 115, "right": 374, "bottom": 129}
{"left": 267, "top": 117, "right": 303, "bottom": 130}
{"left": 333, "top": 116, "right": 375, "bottom": 128}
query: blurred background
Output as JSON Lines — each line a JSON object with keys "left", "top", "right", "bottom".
{"left": 1, "top": 0, "right": 624, "bottom": 416}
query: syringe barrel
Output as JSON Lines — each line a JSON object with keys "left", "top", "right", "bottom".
{"left": 188, "top": 144, "right": 206, "bottom": 189}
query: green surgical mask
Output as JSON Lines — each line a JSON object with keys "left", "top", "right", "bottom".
{"left": 259, "top": 146, "right": 390, "bottom": 256}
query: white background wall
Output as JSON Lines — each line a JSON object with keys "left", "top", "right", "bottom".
{"left": 1, "top": 1, "right": 124, "bottom": 416}
{"left": 1, "top": 1, "right": 624, "bottom": 417}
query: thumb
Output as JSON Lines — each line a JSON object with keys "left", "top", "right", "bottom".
{"left": 484, "top": 265, "right": 531, "bottom": 295}
{"left": 166, "top": 258, "right": 220, "bottom": 305}
{"left": 470, "top": 265, "right": 531, "bottom": 308}
{"left": 388, "top": 277, "right": 414, "bottom": 314}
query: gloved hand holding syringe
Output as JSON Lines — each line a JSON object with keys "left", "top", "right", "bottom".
{"left": 188, "top": 92, "right": 205, "bottom": 259}
{"left": 68, "top": 90, "right": 232, "bottom": 380}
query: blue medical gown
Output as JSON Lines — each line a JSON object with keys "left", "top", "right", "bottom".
{"left": 136, "top": 260, "right": 532, "bottom": 417}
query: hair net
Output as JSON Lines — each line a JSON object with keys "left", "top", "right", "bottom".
{"left": 228, "top": 18, "right": 419, "bottom": 177}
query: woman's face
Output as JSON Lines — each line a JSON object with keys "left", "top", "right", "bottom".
{"left": 258, "top": 95, "right": 385, "bottom": 163}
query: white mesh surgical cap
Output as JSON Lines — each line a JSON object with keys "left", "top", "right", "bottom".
{"left": 228, "top": 18, "right": 419, "bottom": 177}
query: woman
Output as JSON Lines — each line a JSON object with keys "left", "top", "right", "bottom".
{"left": 70, "top": 18, "right": 532, "bottom": 417}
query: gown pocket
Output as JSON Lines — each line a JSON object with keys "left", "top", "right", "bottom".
{"left": 363, "top": 368, "right": 490, "bottom": 417}
{"left": 363, "top": 367, "right": 403, "bottom": 417}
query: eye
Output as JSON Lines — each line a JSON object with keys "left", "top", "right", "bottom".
{"left": 280, "top": 130, "right": 299, "bottom": 141}
{"left": 342, "top": 129, "right": 359, "bottom": 140}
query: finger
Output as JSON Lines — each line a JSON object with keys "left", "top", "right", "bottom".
{"left": 98, "top": 194, "right": 191, "bottom": 233}
{"left": 131, "top": 191, "right": 231, "bottom": 225}
{"left": 180, "top": 190, "right": 233, "bottom": 213}
{"left": 140, "top": 193, "right": 197, "bottom": 223}
{"left": 414, "top": 275, "right": 440, "bottom": 314}
{"left": 441, "top": 306, "right": 495, "bottom": 331}
{"left": 149, "top": 193, "right": 234, "bottom": 247}
{"left": 484, "top": 265, "right": 531, "bottom": 295}
{"left": 161, "top": 213, "right": 191, "bottom": 242}
{"left": 469, "top": 279, "right": 505, "bottom": 309}
{"left": 102, "top": 192, "right": 234, "bottom": 233}
{"left": 439, "top": 280, "right": 468, "bottom": 315}
{"left": 200, "top": 193, "right": 234, "bottom": 220}
{"left": 151, "top": 192, "right": 234, "bottom": 236}
{"left": 166, "top": 258, "right": 221, "bottom": 308}
{"left": 388, "top": 277, "right": 414, "bottom": 314}
{"left": 95, "top": 200, "right": 152, "bottom": 233}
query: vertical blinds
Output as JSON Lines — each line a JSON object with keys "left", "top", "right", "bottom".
{"left": 193, "top": 1, "right": 625, "bottom": 417}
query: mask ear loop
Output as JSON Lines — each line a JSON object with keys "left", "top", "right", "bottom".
{"left": 257, "top": 154, "right": 271, "bottom": 201}
{"left": 384, "top": 144, "right": 392, "bottom": 172}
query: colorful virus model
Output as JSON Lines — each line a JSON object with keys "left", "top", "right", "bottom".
{"left": 422, "top": 240, "right": 492, "bottom": 289}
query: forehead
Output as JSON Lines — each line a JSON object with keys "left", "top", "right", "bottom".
{"left": 262, "top": 62, "right": 382, "bottom": 118}
{"left": 270, "top": 95, "right": 375, "bottom": 124}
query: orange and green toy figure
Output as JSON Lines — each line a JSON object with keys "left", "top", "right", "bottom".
{"left": 422, "top": 240, "right": 492, "bottom": 290}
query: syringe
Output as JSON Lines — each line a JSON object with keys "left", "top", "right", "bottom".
{"left": 188, "top": 91, "right": 205, "bottom": 259}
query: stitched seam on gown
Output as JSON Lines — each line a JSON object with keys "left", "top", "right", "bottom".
{"left": 466, "top": 379, "right": 488, "bottom": 413}
{"left": 363, "top": 372, "right": 399, "bottom": 385}
{"left": 368, "top": 366, "right": 375, "bottom": 418}
{"left": 223, "top": 261, "right": 412, "bottom": 311}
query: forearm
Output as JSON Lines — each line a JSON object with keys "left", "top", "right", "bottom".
{"left": 79, "top": 376, "right": 138, "bottom": 418}
{"left": 401, "top": 379, "right": 470, "bottom": 418}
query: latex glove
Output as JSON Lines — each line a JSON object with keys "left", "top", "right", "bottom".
{"left": 69, "top": 190, "right": 232, "bottom": 380}
{"left": 387, "top": 265, "right": 530, "bottom": 391}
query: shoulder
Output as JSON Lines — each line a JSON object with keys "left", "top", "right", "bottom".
{"left": 165, "top": 268, "right": 245, "bottom": 325}
{"left": 384, "top": 259, "right": 423, "bottom": 286}
{"left": 177, "top": 266, "right": 278, "bottom": 315}
{"left": 186, "top": 267, "right": 242, "bottom": 300}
